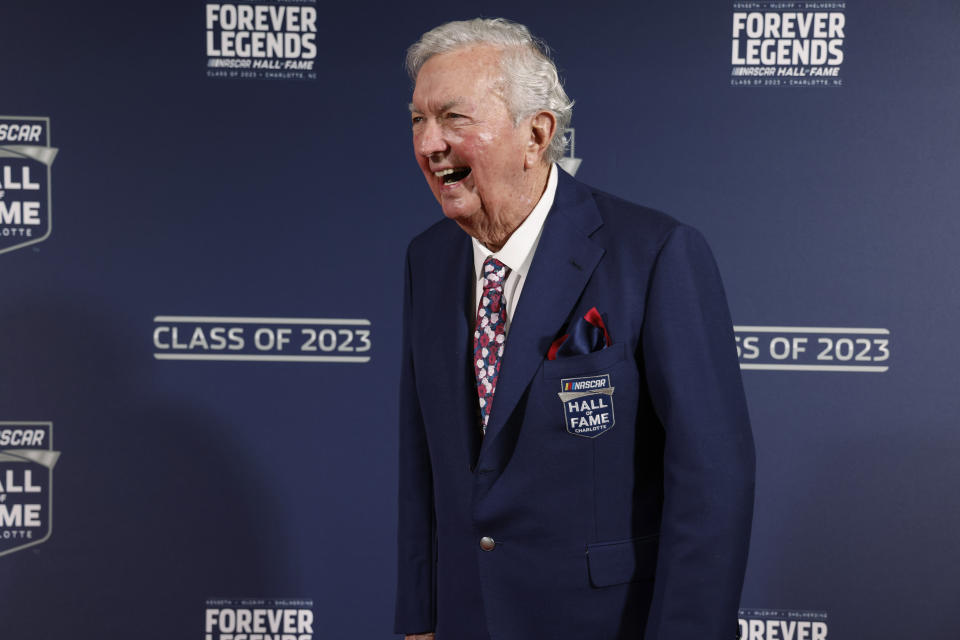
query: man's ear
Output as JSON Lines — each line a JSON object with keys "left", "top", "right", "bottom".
{"left": 524, "top": 110, "right": 557, "bottom": 168}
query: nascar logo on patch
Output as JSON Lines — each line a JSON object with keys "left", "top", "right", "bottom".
{"left": 0, "top": 421, "right": 60, "bottom": 557}
{"left": 0, "top": 116, "right": 58, "bottom": 256}
{"left": 558, "top": 374, "right": 615, "bottom": 438}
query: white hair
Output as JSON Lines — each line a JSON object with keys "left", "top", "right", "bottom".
{"left": 406, "top": 18, "right": 574, "bottom": 164}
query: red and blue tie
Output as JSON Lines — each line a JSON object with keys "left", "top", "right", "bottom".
{"left": 474, "top": 257, "right": 510, "bottom": 434}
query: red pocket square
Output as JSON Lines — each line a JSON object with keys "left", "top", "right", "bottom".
{"left": 547, "top": 307, "right": 612, "bottom": 360}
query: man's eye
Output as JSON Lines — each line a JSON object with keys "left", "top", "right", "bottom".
{"left": 411, "top": 116, "right": 423, "bottom": 125}
{"left": 445, "top": 112, "right": 464, "bottom": 119}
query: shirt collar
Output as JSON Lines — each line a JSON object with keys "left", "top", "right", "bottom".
{"left": 472, "top": 163, "right": 558, "bottom": 279}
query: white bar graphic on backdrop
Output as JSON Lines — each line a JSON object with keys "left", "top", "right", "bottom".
{"left": 733, "top": 325, "right": 890, "bottom": 372}
{"left": 153, "top": 315, "right": 372, "bottom": 363}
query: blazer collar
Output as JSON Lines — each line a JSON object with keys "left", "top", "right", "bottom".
{"left": 477, "top": 170, "right": 606, "bottom": 472}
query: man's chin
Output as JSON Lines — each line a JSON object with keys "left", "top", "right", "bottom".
{"left": 439, "top": 194, "right": 480, "bottom": 222}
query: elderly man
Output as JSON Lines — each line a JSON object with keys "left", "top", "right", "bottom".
{"left": 396, "top": 18, "right": 755, "bottom": 640}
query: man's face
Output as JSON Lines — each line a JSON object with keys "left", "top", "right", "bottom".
{"left": 410, "top": 45, "right": 536, "bottom": 239}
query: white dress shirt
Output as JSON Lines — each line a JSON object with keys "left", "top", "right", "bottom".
{"left": 472, "top": 163, "right": 558, "bottom": 335}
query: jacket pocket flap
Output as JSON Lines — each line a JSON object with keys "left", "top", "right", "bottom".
{"left": 586, "top": 535, "right": 659, "bottom": 588}
{"left": 542, "top": 342, "right": 628, "bottom": 379}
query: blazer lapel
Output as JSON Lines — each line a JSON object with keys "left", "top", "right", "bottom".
{"left": 477, "top": 172, "right": 605, "bottom": 473}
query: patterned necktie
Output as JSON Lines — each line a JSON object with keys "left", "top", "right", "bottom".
{"left": 474, "top": 257, "right": 510, "bottom": 434}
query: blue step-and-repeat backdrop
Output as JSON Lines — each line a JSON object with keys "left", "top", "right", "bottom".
{"left": 2, "top": 0, "right": 958, "bottom": 638}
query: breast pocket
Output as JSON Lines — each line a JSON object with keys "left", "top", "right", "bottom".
{"left": 542, "top": 342, "right": 628, "bottom": 379}
{"left": 542, "top": 343, "right": 628, "bottom": 439}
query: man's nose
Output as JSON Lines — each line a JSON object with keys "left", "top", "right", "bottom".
{"left": 417, "top": 119, "right": 448, "bottom": 157}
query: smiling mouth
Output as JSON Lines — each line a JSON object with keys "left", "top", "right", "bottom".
{"left": 435, "top": 167, "right": 472, "bottom": 185}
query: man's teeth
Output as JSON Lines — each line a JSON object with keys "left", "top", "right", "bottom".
{"left": 434, "top": 167, "right": 471, "bottom": 184}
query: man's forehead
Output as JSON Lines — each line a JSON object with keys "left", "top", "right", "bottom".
{"left": 408, "top": 97, "right": 471, "bottom": 114}
{"left": 411, "top": 46, "right": 502, "bottom": 99}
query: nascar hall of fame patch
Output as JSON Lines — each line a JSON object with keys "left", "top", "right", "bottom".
{"left": 730, "top": 1, "right": 846, "bottom": 87}
{"left": 0, "top": 421, "right": 60, "bottom": 558}
{"left": 205, "top": 1, "right": 318, "bottom": 80}
{"left": 558, "top": 374, "right": 615, "bottom": 438}
{"left": 205, "top": 598, "right": 315, "bottom": 640}
{"left": 738, "top": 608, "right": 829, "bottom": 640}
{"left": 0, "top": 116, "right": 58, "bottom": 256}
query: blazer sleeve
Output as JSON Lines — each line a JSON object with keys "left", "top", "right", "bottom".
{"left": 640, "top": 225, "right": 756, "bottom": 640}
{"left": 394, "top": 248, "right": 437, "bottom": 635}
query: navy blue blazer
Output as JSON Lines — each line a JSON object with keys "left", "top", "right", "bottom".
{"left": 395, "top": 169, "right": 755, "bottom": 640}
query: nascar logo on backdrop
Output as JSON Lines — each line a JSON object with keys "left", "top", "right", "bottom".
{"left": 205, "top": 598, "right": 314, "bottom": 640}
{"left": 0, "top": 116, "right": 58, "bottom": 256}
{"left": 730, "top": 1, "right": 846, "bottom": 87}
{"left": 0, "top": 422, "right": 60, "bottom": 557}
{"left": 557, "top": 128, "right": 582, "bottom": 176}
{"left": 205, "top": 1, "right": 318, "bottom": 80}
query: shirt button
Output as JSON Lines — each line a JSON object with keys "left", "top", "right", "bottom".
{"left": 479, "top": 536, "right": 496, "bottom": 551}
